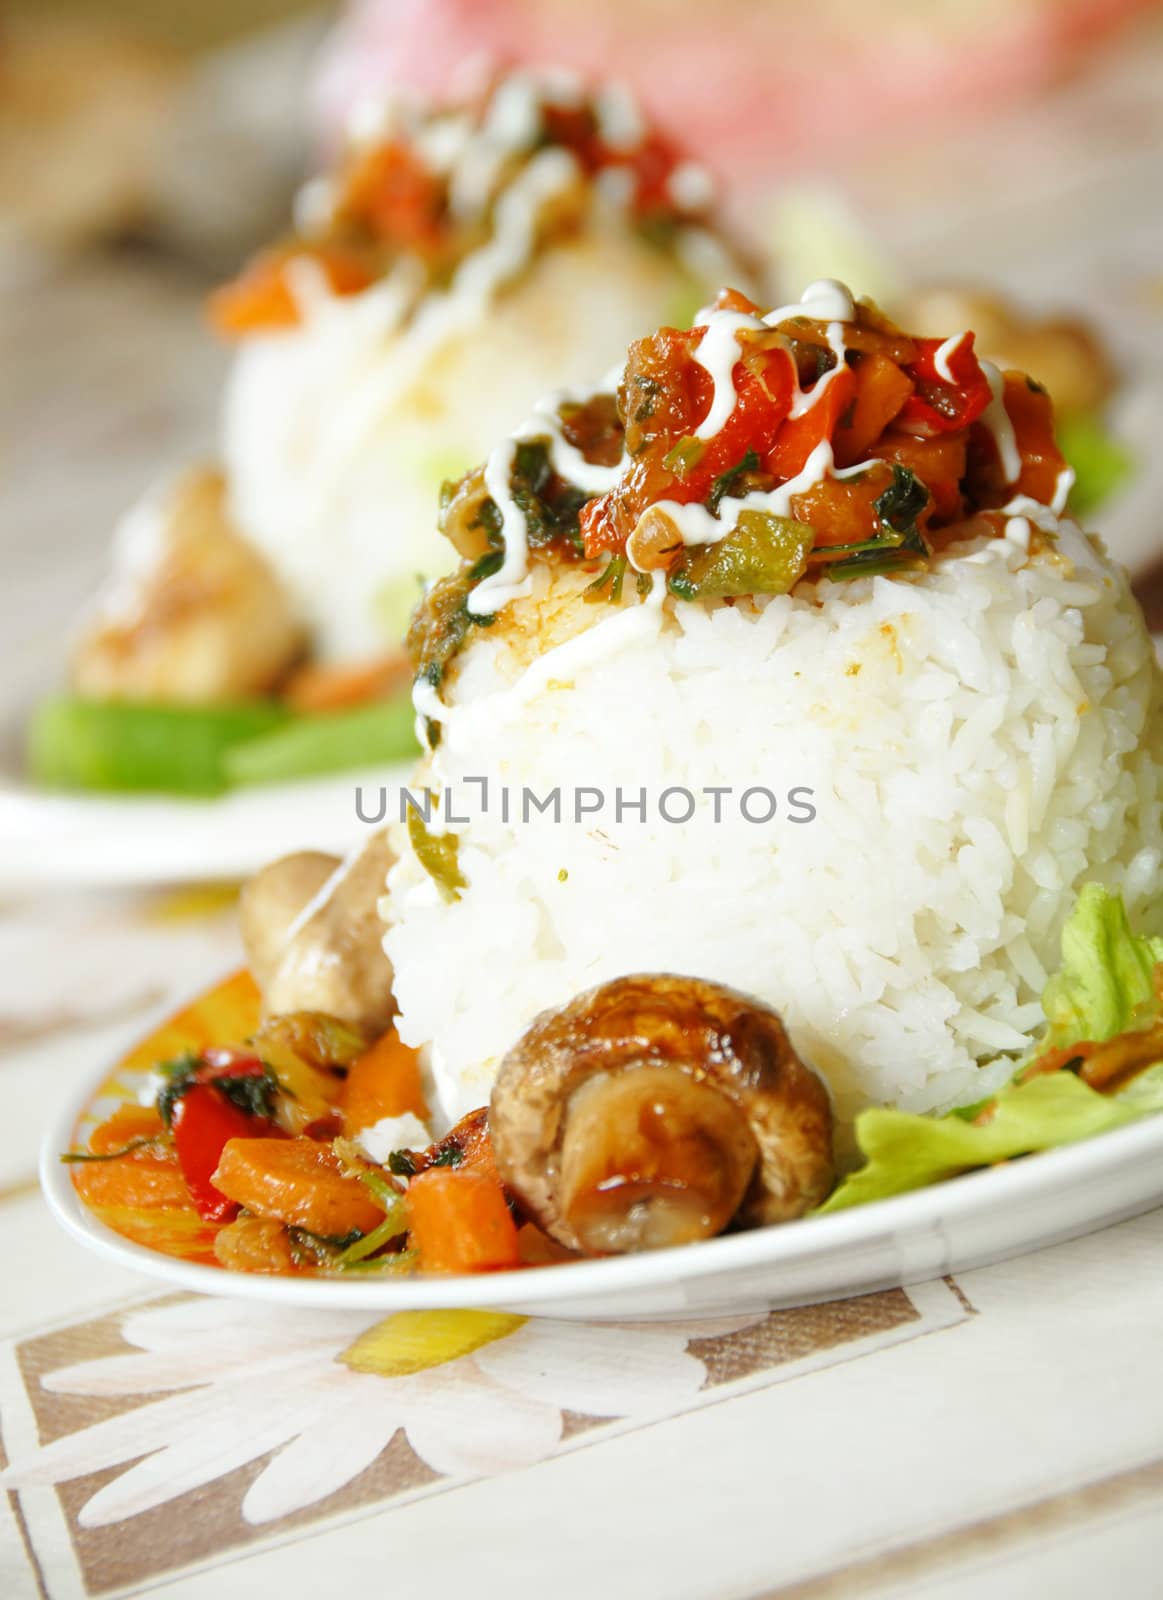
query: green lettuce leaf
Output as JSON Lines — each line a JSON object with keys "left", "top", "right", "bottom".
{"left": 1038, "top": 882, "right": 1163, "bottom": 1051}
{"left": 821, "top": 885, "right": 1163, "bottom": 1213}
{"left": 818, "top": 1074, "right": 1138, "bottom": 1212}
{"left": 1057, "top": 411, "right": 1135, "bottom": 519}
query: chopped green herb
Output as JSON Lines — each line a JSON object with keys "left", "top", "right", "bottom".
{"left": 387, "top": 1148, "right": 417, "bottom": 1177}
{"left": 431, "top": 1144, "right": 464, "bottom": 1168}
{"left": 287, "top": 1227, "right": 365, "bottom": 1268}
{"left": 824, "top": 550, "right": 928, "bottom": 583}
{"left": 584, "top": 554, "right": 627, "bottom": 604}
{"left": 706, "top": 450, "right": 760, "bottom": 516}
{"left": 61, "top": 1136, "right": 165, "bottom": 1164}
{"left": 510, "top": 439, "right": 590, "bottom": 553}
{"left": 155, "top": 1053, "right": 202, "bottom": 1129}
{"left": 872, "top": 464, "right": 930, "bottom": 546}
{"left": 631, "top": 375, "right": 661, "bottom": 425}
{"left": 407, "top": 808, "right": 465, "bottom": 901}
{"left": 333, "top": 1192, "right": 409, "bottom": 1269}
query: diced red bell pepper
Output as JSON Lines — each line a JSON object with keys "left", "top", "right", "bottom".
{"left": 898, "top": 333, "right": 991, "bottom": 435}
{"left": 208, "top": 246, "right": 376, "bottom": 337}
{"left": 170, "top": 1084, "right": 270, "bottom": 1223}
{"left": 766, "top": 364, "right": 857, "bottom": 480}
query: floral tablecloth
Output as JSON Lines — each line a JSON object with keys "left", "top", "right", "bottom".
{"left": 0, "top": 887, "right": 1162, "bottom": 1600}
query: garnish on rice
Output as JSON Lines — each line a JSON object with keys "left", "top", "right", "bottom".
{"left": 415, "top": 278, "right": 1076, "bottom": 688}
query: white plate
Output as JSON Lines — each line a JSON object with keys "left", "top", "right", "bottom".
{"left": 0, "top": 763, "right": 407, "bottom": 890}
{"left": 41, "top": 996, "right": 1163, "bottom": 1322}
{"left": 0, "top": 638, "right": 411, "bottom": 888}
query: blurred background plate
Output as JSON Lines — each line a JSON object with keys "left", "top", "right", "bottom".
{"left": 0, "top": 761, "right": 402, "bottom": 889}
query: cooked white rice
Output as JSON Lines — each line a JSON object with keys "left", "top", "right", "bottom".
{"left": 222, "top": 223, "right": 725, "bottom": 660}
{"left": 383, "top": 519, "right": 1163, "bottom": 1133}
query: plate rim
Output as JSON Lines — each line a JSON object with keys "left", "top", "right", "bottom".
{"left": 40, "top": 980, "right": 1163, "bottom": 1313}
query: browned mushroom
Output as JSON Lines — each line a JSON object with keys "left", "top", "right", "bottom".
{"left": 489, "top": 974, "right": 834, "bottom": 1255}
{"left": 239, "top": 832, "right": 396, "bottom": 1035}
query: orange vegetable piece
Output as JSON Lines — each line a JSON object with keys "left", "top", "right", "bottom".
{"left": 415, "top": 1107, "right": 499, "bottom": 1185}
{"left": 208, "top": 247, "right": 375, "bottom": 337}
{"left": 1003, "top": 372, "right": 1069, "bottom": 506}
{"left": 337, "top": 139, "right": 445, "bottom": 253}
{"left": 212, "top": 1138, "right": 384, "bottom": 1236}
{"left": 88, "top": 1105, "right": 165, "bottom": 1153}
{"left": 284, "top": 650, "right": 411, "bottom": 714}
{"left": 833, "top": 354, "right": 914, "bottom": 467}
{"left": 341, "top": 1026, "right": 429, "bottom": 1135}
{"left": 766, "top": 364, "right": 857, "bottom": 480}
{"left": 408, "top": 1168, "right": 520, "bottom": 1274}
{"left": 791, "top": 463, "right": 894, "bottom": 550}
{"left": 70, "top": 1109, "right": 191, "bottom": 1212}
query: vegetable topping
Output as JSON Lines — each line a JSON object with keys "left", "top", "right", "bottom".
{"left": 209, "top": 72, "right": 721, "bottom": 338}
{"left": 412, "top": 279, "right": 1076, "bottom": 696}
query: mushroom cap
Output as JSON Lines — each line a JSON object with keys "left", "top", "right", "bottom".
{"left": 240, "top": 833, "right": 397, "bottom": 1036}
{"left": 490, "top": 973, "right": 834, "bottom": 1251}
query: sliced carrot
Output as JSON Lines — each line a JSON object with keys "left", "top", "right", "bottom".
{"left": 212, "top": 1138, "right": 384, "bottom": 1236}
{"left": 284, "top": 651, "right": 412, "bottom": 714}
{"left": 70, "top": 1110, "right": 191, "bottom": 1212}
{"left": 341, "top": 1026, "right": 429, "bottom": 1135}
{"left": 88, "top": 1105, "right": 166, "bottom": 1154}
{"left": 407, "top": 1168, "right": 520, "bottom": 1274}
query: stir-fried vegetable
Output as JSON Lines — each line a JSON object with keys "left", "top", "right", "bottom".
{"left": 406, "top": 809, "right": 466, "bottom": 900}
{"left": 406, "top": 1169, "right": 521, "bottom": 1274}
{"left": 28, "top": 689, "right": 419, "bottom": 797}
{"left": 27, "top": 698, "right": 290, "bottom": 795}
{"left": 668, "top": 512, "right": 815, "bottom": 600}
{"left": 224, "top": 696, "right": 419, "bottom": 786}
{"left": 210, "top": 82, "right": 715, "bottom": 340}
{"left": 341, "top": 1027, "right": 430, "bottom": 1134}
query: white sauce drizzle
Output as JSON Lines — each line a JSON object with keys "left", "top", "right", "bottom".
{"left": 667, "top": 162, "right": 714, "bottom": 212}
{"left": 934, "top": 331, "right": 971, "bottom": 383}
{"left": 452, "top": 146, "right": 581, "bottom": 305}
{"left": 762, "top": 278, "right": 856, "bottom": 328}
{"left": 979, "top": 360, "right": 1022, "bottom": 485}
{"left": 691, "top": 309, "right": 766, "bottom": 441}
{"left": 524, "top": 391, "right": 626, "bottom": 492}
{"left": 689, "top": 279, "right": 857, "bottom": 448}
{"left": 467, "top": 438, "right": 534, "bottom": 617}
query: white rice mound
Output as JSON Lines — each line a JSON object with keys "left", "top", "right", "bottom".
{"left": 383, "top": 520, "right": 1163, "bottom": 1134}
{"left": 222, "top": 224, "right": 721, "bottom": 660}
